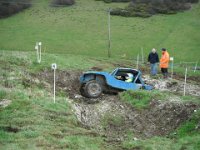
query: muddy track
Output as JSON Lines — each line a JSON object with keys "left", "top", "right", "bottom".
{"left": 36, "top": 69, "right": 200, "bottom": 141}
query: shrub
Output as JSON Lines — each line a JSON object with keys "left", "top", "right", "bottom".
{"left": 110, "top": 0, "right": 199, "bottom": 17}
{"left": 51, "top": 0, "right": 75, "bottom": 6}
{"left": 0, "top": 0, "right": 31, "bottom": 18}
{"left": 111, "top": 6, "right": 152, "bottom": 17}
{"left": 110, "top": 8, "right": 132, "bottom": 17}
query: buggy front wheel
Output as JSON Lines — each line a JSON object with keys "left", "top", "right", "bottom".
{"left": 84, "top": 80, "right": 102, "bottom": 98}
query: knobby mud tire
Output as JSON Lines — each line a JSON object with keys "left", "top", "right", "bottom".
{"left": 84, "top": 80, "right": 103, "bottom": 98}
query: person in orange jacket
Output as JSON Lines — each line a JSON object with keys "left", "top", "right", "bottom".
{"left": 160, "top": 48, "right": 170, "bottom": 78}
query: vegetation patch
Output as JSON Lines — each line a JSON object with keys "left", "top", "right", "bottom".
{"left": 97, "top": 0, "right": 131, "bottom": 3}
{"left": 119, "top": 90, "right": 165, "bottom": 109}
{"left": 172, "top": 109, "right": 200, "bottom": 138}
{"left": 101, "top": 113, "right": 124, "bottom": 128}
{"left": 51, "top": 0, "right": 75, "bottom": 7}
{"left": 0, "top": 0, "right": 31, "bottom": 18}
{"left": 0, "top": 90, "right": 7, "bottom": 100}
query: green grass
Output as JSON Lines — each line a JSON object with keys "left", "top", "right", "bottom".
{"left": 0, "top": 84, "right": 107, "bottom": 150}
{"left": 0, "top": 50, "right": 119, "bottom": 72}
{"left": 181, "top": 95, "right": 200, "bottom": 104}
{"left": 0, "top": 90, "right": 7, "bottom": 100}
{"left": 119, "top": 89, "right": 200, "bottom": 110}
{"left": 173, "top": 109, "right": 200, "bottom": 138}
{"left": 119, "top": 90, "right": 166, "bottom": 109}
{"left": 0, "top": 0, "right": 200, "bottom": 62}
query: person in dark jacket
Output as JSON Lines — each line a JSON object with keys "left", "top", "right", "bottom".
{"left": 148, "top": 48, "right": 159, "bottom": 75}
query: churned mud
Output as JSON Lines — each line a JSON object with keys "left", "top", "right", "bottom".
{"left": 144, "top": 75, "right": 200, "bottom": 97}
{"left": 70, "top": 95, "right": 198, "bottom": 141}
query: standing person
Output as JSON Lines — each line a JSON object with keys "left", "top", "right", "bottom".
{"left": 160, "top": 48, "right": 170, "bottom": 78}
{"left": 148, "top": 48, "right": 159, "bottom": 76}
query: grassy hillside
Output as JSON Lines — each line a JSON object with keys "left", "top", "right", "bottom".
{"left": 0, "top": 0, "right": 200, "bottom": 62}
{"left": 0, "top": 1, "right": 200, "bottom": 149}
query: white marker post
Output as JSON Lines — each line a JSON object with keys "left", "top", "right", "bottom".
{"left": 35, "top": 42, "right": 39, "bottom": 63}
{"left": 183, "top": 67, "right": 187, "bottom": 96}
{"left": 51, "top": 63, "right": 57, "bottom": 103}
{"left": 38, "top": 42, "right": 42, "bottom": 63}
{"left": 194, "top": 61, "right": 198, "bottom": 73}
{"left": 170, "top": 57, "right": 174, "bottom": 79}
{"left": 35, "top": 42, "right": 42, "bottom": 63}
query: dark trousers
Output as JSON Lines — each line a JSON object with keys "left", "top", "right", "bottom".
{"left": 161, "top": 68, "right": 168, "bottom": 77}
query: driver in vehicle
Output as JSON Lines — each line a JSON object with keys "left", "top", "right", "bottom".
{"left": 125, "top": 73, "right": 134, "bottom": 82}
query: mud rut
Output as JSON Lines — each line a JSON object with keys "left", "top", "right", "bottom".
{"left": 38, "top": 69, "right": 200, "bottom": 141}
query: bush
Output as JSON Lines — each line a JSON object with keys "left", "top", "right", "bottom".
{"left": 130, "top": 0, "right": 193, "bottom": 14}
{"left": 111, "top": 4, "right": 153, "bottom": 18}
{"left": 111, "top": 8, "right": 132, "bottom": 17}
{"left": 0, "top": 0, "right": 31, "bottom": 18}
{"left": 110, "top": 0, "right": 199, "bottom": 17}
{"left": 51, "top": 0, "right": 75, "bottom": 6}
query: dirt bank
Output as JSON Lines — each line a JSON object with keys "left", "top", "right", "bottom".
{"left": 70, "top": 95, "right": 198, "bottom": 141}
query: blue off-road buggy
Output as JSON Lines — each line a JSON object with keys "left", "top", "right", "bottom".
{"left": 80, "top": 68, "right": 153, "bottom": 98}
